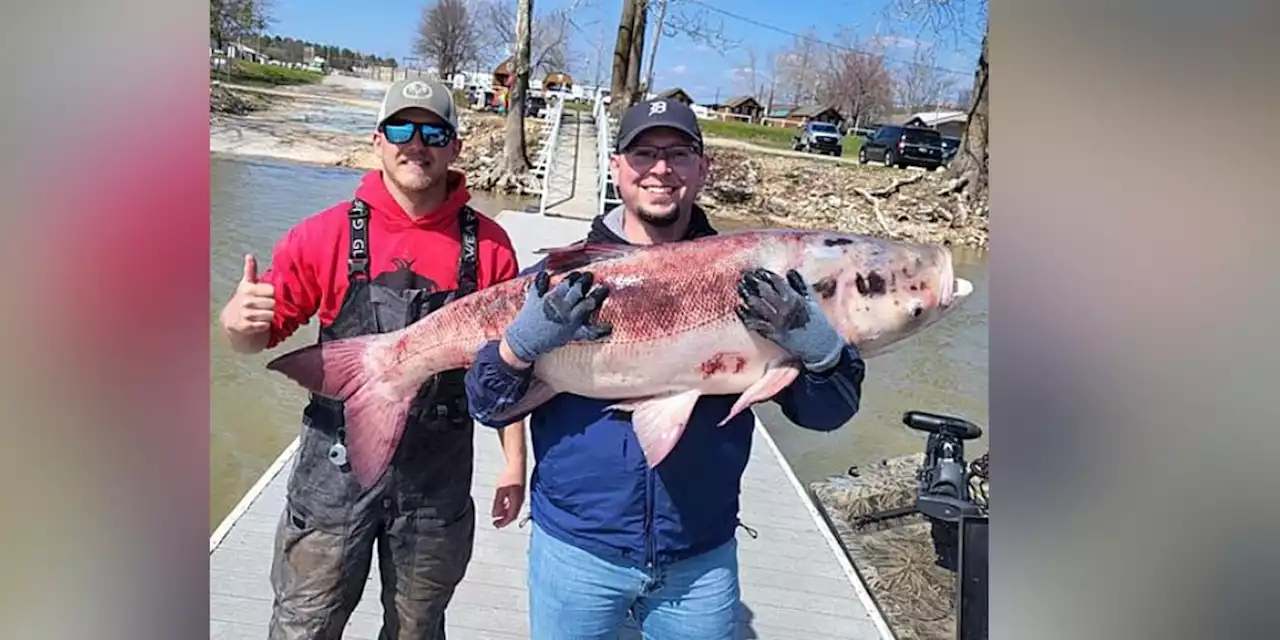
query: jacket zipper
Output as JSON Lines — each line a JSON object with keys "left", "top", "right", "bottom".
{"left": 644, "top": 465, "right": 655, "bottom": 570}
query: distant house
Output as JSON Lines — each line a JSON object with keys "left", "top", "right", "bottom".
{"left": 898, "top": 110, "right": 968, "bottom": 138}
{"left": 225, "top": 43, "right": 268, "bottom": 64}
{"left": 781, "top": 104, "right": 845, "bottom": 128}
{"left": 543, "top": 72, "right": 573, "bottom": 94}
{"left": 492, "top": 58, "right": 514, "bottom": 89}
{"left": 654, "top": 87, "right": 695, "bottom": 106}
{"left": 715, "top": 95, "right": 764, "bottom": 123}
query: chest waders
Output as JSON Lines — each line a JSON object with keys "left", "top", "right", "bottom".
{"left": 267, "top": 199, "right": 481, "bottom": 640}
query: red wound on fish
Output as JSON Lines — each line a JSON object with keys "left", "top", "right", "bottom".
{"left": 699, "top": 352, "right": 748, "bottom": 378}
{"left": 537, "top": 241, "right": 644, "bottom": 273}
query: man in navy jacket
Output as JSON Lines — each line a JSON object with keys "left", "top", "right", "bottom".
{"left": 464, "top": 98, "right": 866, "bottom": 639}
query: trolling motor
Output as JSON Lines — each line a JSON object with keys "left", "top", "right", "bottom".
{"left": 903, "top": 410, "right": 989, "bottom": 640}
{"left": 842, "top": 410, "right": 988, "bottom": 639}
{"left": 903, "top": 410, "right": 985, "bottom": 569}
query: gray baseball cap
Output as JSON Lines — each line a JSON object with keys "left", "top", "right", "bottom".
{"left": 376, "top": 78, "right": 459, "bottom": 130}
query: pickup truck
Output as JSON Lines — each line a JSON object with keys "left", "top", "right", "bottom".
{"left": 792, "top": 121, "right": 845, "bottom": 157}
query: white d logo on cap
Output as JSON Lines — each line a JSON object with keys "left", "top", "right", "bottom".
{"left": 402, "top": 81, "right": 433, "bottom": 99}
{"left": 648, "top": 101, "right": 667, "bottom": 116}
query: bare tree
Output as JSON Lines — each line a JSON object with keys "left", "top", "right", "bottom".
{"left": 775, "top": 31, "right": 822, "bottom": 106}
{"left": 887, "top": 0, "right": 988, "bottom": 212}
{"left": 894, "top": 45, "right": 959, "bottom": 111}
{"left": 819, "top": 31, "right": 895, "bottom": 128}
{"left": 609, "top": 0, "right": 643, "bottom": 116}
{"left": 608, "top": 0, "right": 738, "bottom": 116}
{"left": 742, "top": 47, "right": 759, "bottom": 100}
{"left": 763, "top": 49, "right": 780, "bottom": 112}
{"left": 413, "top": 0, "right": 481, "bottom": 79}
{"left": 471, "top": 0, "right": 536, "bottom": 193}
{"left": 623, "top": 0, "right": 648, "bottom": 106}
{"left": 210, "top": 0, "right": 273, "bottom": 51}
{"left": 479, "top": 0, "right": 573, "bottom": 76}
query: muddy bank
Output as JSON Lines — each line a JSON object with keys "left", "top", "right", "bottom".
{"left": 701, "top": 148, "right": 989, "bottom": 249}
{"left": 210, "top": 84, "right": 545, "bottom": 180}
{"left": 210, "top": 84, "right": 283, "bottom": 116}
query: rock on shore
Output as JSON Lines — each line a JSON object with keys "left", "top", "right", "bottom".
{"left": 701, "top": 149, "right": 989, "bottom": 249}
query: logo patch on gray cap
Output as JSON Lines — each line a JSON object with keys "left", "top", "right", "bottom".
{"left": 401, "top": 81, "right": 434, "bottom": 99}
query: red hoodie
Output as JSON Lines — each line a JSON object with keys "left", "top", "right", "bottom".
{"left": 260, "top": 169, "right": 519, "bottom": 349}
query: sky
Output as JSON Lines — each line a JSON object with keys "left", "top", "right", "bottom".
{"left": 266, "top": 0, "right": 986, "bottom": 103}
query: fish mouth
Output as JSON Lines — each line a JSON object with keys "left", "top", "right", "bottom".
{"left": 939, "top": 248, "right": 974, "bottom": 308}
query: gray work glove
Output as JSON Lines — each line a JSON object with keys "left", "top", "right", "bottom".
{"left": 735, "top": 267, "right": 846, "bottom": 373}
{"left": 505, "top": 270, "right": 612, "bottom": 364}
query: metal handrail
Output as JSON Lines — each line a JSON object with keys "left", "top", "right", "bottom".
{"left": 536, "top": 97, "right": 567, "bottom": 215}
{"left": 592, "top": 96, "right": 622, "bottom": 218}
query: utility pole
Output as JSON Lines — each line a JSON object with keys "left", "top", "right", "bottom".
{"left": 643, "top": 0, "right": 670, "bottom": 96}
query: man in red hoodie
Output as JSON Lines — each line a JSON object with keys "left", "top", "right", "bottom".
{"left": 218, "top": 78, "right": 524, "bottom": 639}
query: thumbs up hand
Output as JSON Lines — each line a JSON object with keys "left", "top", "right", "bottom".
{"left": 222, "top": 254, "right": 276, "bottom": 336}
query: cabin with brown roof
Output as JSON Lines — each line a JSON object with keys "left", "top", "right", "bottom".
{"left": 543, "top": 72, "right": 573, "bottom": 93}
{"left": 654, "top": 87, "right": 694, "bottom": 106}
{"left": 492, "top": 58, "right": 516, "bottom": 89}
{"left": 782, "top": 104, "right": 845, "bottom": 128}
{"left": 716, "top": 95, "right": 764, "bottom": 123}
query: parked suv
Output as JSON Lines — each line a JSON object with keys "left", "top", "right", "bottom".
{"left": 524, "top": 95, "right": 549, "bottom": 118}
{"left": 792, "top": 121, "right": 845, "bottom": 157}
{"left": 859, "top": 125, "right": 946, "bottom": 170}
{"left": 940, "top": 136, "right": 961, "bottom": 165}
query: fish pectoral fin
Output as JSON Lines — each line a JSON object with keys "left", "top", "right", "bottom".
{"left": 487, "top": 377, "right": 559, "bottom": 425}
{"left": 609, "top": 389, "right": 703, "bottom": 468}
{"left": 718, "top": 363, "right": 802, "bottom": 426}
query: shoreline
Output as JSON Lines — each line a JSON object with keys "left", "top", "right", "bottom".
{"left": 211, "top": 82, "right": 988, "bottom": 249}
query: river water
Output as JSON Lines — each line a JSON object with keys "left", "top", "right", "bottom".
{"left": 209, "top": 154, "right": 989, "bottom": 529}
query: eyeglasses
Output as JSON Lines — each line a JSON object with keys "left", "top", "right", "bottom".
{"left": 380, "top": 121, "right": 456, "bottom": 147}
{"left": 621, "top": 144, "right": 702, "bottom": 169}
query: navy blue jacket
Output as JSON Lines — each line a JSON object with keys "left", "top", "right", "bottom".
{"left": 463, "top": 207, "right": 866, "bottom": 568}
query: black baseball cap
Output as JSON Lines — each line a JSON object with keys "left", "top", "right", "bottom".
{"left": 614, "top": 98, "right": 704, "bottom": 152}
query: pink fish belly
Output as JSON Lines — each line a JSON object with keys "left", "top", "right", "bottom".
{"left": 532, "top": 318, "right": 790, "bottom": 399}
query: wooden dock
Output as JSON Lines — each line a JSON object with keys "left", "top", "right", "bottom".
{"left": 210, "top": 211, "right": 893, "bottom": 639}
{"left": 537, "top": 111, "right": 606, "bottom": 221}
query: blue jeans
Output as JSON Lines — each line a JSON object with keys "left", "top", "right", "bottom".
{"left": 527, "top": 521, "right": 741, "bottom": 640}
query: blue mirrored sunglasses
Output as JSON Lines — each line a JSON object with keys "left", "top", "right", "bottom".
{"left": 380, "top": 121, "right": 456, "bottom": 147}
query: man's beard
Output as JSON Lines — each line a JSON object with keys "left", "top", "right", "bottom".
{"left": 387, "top": 154, "right": 443, "bottom": 193}
{"left": 635, "top": 203, "right": 684, "bottom": 228}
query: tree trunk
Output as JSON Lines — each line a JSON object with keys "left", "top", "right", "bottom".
{"left": 474, "top": 0, "right": 535, "bottom": 193}
{"left": 502, "top": 0, "right": 533, "bottom": 173}
{"left": 609, "top": 0, "right": 638, "bottom": 118}
{"left": 622, "top": 1, "right": 647, "bottom": 107}
{"left": 947, "top": 30, "right": 988, "bottom": 215}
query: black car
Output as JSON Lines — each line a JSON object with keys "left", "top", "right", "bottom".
{"left": 524, "top": 95, "right": 548, "bottom": 118}
{"left": 940, "top": 136, "right": 961, "bottom": 164}
{"left": 858, "top": 125, "right": 947, "bottom": 170}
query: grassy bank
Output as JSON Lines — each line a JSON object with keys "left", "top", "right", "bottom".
{"left": 700, "top": 119, "right": 863, "bottom": 155}
{"left": 211, "top": 60, "right": 324, "bottom": 88}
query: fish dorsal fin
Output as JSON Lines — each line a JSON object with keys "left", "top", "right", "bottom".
{"left": 536, "top": 241, "right": 644, "bottom": 273}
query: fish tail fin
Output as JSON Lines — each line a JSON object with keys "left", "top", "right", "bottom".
{"left": 266, "top": 330, "right": 422, "bottom": 488}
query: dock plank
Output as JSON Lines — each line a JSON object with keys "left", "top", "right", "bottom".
{"left": 209, "top": 212, "right": 892, "bottom": 639}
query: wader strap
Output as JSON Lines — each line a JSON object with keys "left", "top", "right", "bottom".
{"left": 347, "top": 199, "right": 371, "bottom": 280}
{"left": 456, "top": 205, "right": 479, "bottom": 297}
